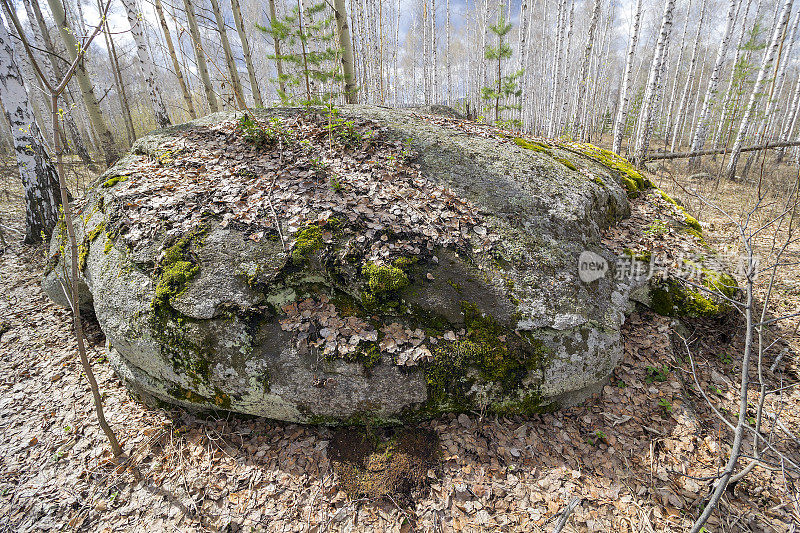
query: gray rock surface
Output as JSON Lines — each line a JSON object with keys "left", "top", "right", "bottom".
{"left": 43, "top": 106, "right": 645, "bottom": 423}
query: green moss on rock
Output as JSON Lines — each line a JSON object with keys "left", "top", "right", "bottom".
{"left": 333, "top": 341, "right": 383, "bottom": 370}
{"left": 683, "top": 212, "right": 702, "bottom": 233}
{"left": 623, "top": 248, "right": 652, "bottom": 263}
{"left": 561, "top": 142, "right": 648, "bottom": 196}
{"left": 363, "top": 262, "right": 409, "bottom": 294}
{"left": 151, "top": 227, "right": 207, "bottom": 315}
{"left": 555, "top": 157, "right": 577, "bottom": 171}
{"left": 421, "top": 302, "right": 550, "bottom": 415}
{"left": 78, "top": 222, "right": 105, "bottom": 271}
{"left": 649, "top": 269, "right": 738, "bottom": 318}
{"left": 101, "top": 175, "right": 127, "bottom": 188}
{"left": 291, "top": 225, "right": 323, "bottom": 262}
{"left": 513, "top": 137, "right": 553, "bottom": 155}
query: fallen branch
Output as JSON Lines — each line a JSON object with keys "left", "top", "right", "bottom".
{"left": 552, "top": 497, "right": 580, "bottom": 533}
{"left": 645, "top": 140, "right": 800, "bottom": 161}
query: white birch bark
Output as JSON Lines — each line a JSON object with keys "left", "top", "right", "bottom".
{"left": 776, "top": 74, "right": 800, "bottom": 162}
{"left": 611, "top": 0, "right": 641, "bottom": 153}
{"left": 686, "top": 0, "right": 738, "bottom": 166}
{"left": 662, "top": 0, "right": 692, "bottom": 148}
{"left": 0, "top": 18, "right": 61, "bottom": 242}
{"left": 670, "top": 0, "right": 706, "bottom": 151}
{"left": 121, "top": 0, "right": 171, "bottom": 128}
{"left": 446, "top": 0, "right": 451, "bottom": 105}
{"left": 726, "top": 0, "right": 793, "bottom": 178}
{"left": 431, "top": 0, "right": 437, "bottom": 104}
{"left": 557, "top": 0, "right": 574, "bottom": 136}
{"left": 548, "top": 0, "right": 566, "bottom": 136}
{"left": 633, "top": 0, "right": 675, "bottom": 164}
{"left": 760, "top": 9, "right": 799, "bottom": 139}
{"left": 573, "top": 0, "right": 601, "bottom": 141}
{"left": 395, "top": 0, "right": 401, "bottom": 105}
{"left": 712, "top": 0, "right": 753, "bottom": 150}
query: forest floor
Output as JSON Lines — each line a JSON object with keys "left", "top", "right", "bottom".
{"left": 1, "top": 153, "right": 799, "bottom": 532}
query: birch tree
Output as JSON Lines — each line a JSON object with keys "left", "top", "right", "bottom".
{"left": 548, "top": 0, "right": 567, "bottom": 136}
{"left": 712, "top": 0, "right": 753, "bottom": 151}
{"left": 573, "top": 0, "right": 602, "bottom": 141}
{"left": 662, "top": 0, "right": 692, "bottom": 149}
{"left": 208, "top": 0, "right": 246, "bottom": 108}
{"left": 687, "top": 0, "right": 739, "bottom": 168}
{"left": 775, "top": 74, "right": 800, "bottom": 162}
{"left": 100, "top": 8, "right": 135, "bottom": 144}
{"left": 726, "top": 0, "right": 793, "bottom": 179}
{"left": 267, "top": 0, "right": 286, "bottom": 97}
{"left": 20, "top": 0, "right": 90, "bottom": 164}
{"left": 0, "top": 18, "right": 60, "bottom": 243}
{"left": 46, "top": 0, "right": 118, "bottom": 165}
{"left": 759, "top": 9, "right": 799, "bottom": 140}
{"left": 182, "top": 0, "right": 219, "bottom": 112}
{"left": 446, "top": 0, "right": 451, "bottom": 104}
{"left": 633, "top": 0, "right": 675, "bottom": 165}
{"left": 230, "top": 0, "right": 263, "bottom": 107}
{"left": 333, "top": 0, "right": 357, "bottom": 103}
{"left": 669, "top": 0, "right": 706, "bottom": 151}
{"left": 121, "top": 0, "right": 171, "bottom": 128}
{"left": 154, "top": 0, "right": 196, "bottom": 118}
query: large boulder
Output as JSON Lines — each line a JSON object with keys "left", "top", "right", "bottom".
{"left": 44, "top": 106, "right": 648, "bottom": 423}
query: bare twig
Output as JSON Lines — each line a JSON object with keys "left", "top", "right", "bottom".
{"left": 7, "top": 0, "right": 123, "bottom": 458}
{"left": 552, "top": 497, "right": 580, "bottom": 533}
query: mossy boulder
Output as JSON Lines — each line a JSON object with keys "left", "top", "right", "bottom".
{"left": 43, "top": 106, "right": 649, "bottom": 423}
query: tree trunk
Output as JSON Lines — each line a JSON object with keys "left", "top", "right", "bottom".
{"left": 208, "top": 0, "right": 246, "bottom": 109}
{"left": 0, "top": 19, "right": 60, "bottom": 243}
{"left": 548, "top": 0, "right": 566, "bottom": 137}
{"left": 647, "top": 139, "right": 800, "bottom": 160}
{"left": 182, "top": 0, "right": 219, "bottom": 112}
{"left": 662, "top": 0, "right": 692, "bottom": 151}
{"left": 712, "top": 0, "right": 752, "bottom": 151}
{"left": 556, "top": 0, "right": 574, "bottom": 137}
{"left": 759, "top": 9, "right": 798, "bottom": 140}
{"left": 687, "top": 0, "right": 738, "bottom": 168}
{"left": 775, "top": 74, "right": 800, "bottom": 162}
{"left": 100, "top": 2, "right": 136, "bottom": 145}
{"left": 446, "top": 0, "right": 451, "bottom": 105}
{"left": 266, "top": 0, "right": 286, "bottom": 98}
{"left": 23, "top": 0, "right": 91, "bottom": 164}
{"left": 431, "top": 0, "right": 437, "bottom": 104}
{"left": 46, "top": 0, "right": 117, "bottom": 166}
{"left": 333, "top": 0, "right": 358, "bottom": 103}
{"left": 573, "top": 0, "right": 601, "bottom": 141}
{"left": 121, "top": 0, "right": 171, "bottom": 128}
{"left": 670, "top": 1, "right": 706, "bottom": 152}
{"left": 229, "top": 0, "right": 263, "bottom": 108}
{"left": 726, "top": 0, "right": 792, "bottom": 179}
{"left": 423, "top": 0, "right": 429, "bottom": 104}
{"left": 633, "top": 0, "right": 675, "bottom": 165}
{"left": 154, "top": 0, "right": 196, "bottom": 118}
